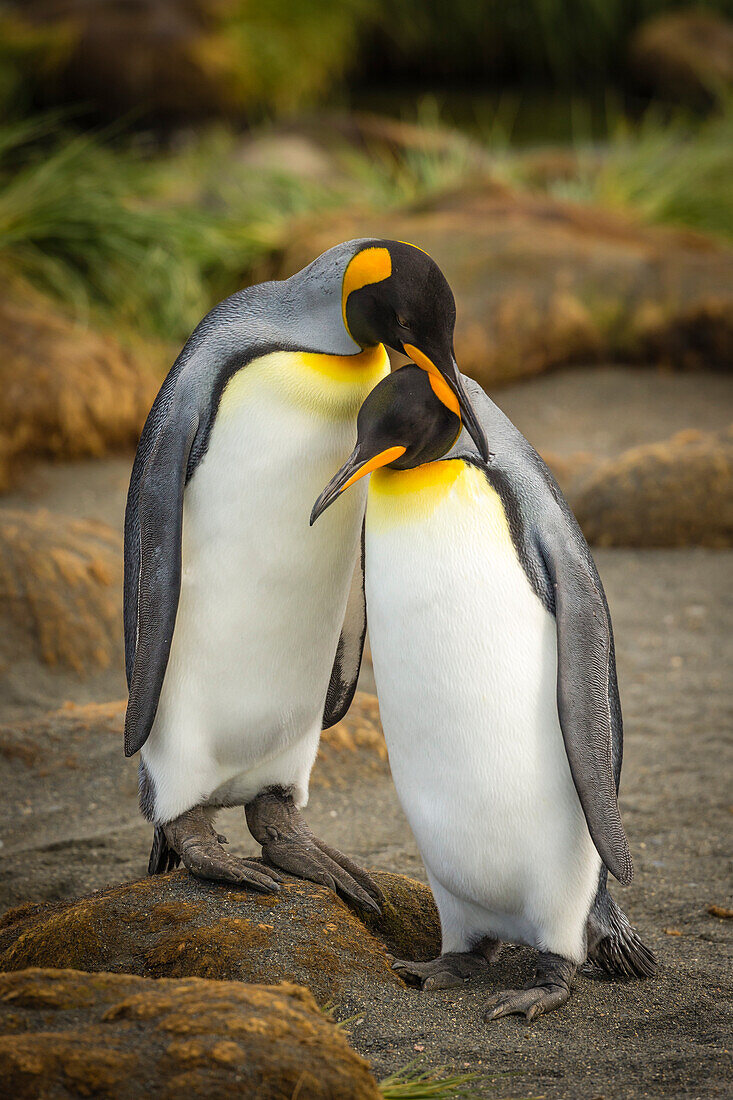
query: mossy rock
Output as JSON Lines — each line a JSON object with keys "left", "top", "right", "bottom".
{"left": 572, "top": 425, "right": 733, "bottom": 548}
{"left": 0, "top": 968, "right": 380, "bottom": 1099}
{"left": 0, "top": 869, "right": 441, "bottom": 1005}
{"left": 0, "top": 288, "right": 156, "bottom": 491}
{"left": 274, "top": 187, "right": 733, "bottom": 387}
{"left": 362, "top": 871, "right": 441, "bottom": 962}
{"left": 0, "top": 509, "right": 122, "bottom": 675}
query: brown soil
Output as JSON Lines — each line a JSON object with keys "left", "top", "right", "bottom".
{"left": 0, "top": 968, "right": 379, "bottom": 1099}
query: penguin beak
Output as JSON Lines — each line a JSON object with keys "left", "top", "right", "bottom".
{"left": 310, "top": 443, "right": 406, "bottom": 526}
{"left": 403, "top": 344, "right": 489, "bottom": 463}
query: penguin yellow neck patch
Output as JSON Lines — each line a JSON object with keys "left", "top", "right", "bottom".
{"left": 218, "top": 344, "right": 390, "bottom": 421}
{"left": 368, "top": 459, "right": 465, "bottom": 527}
{"left": 369, "top": 461, "right": 511, "bottom": 542}
{"left": 342, "top": 247, "right": 392, "bottom": 334}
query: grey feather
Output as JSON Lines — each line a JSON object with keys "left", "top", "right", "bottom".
{"left": 448, "top": 376, "right": 632, "bottom": 885}
{"left": 322, "top": 520, "right": 367, "bottom": 729}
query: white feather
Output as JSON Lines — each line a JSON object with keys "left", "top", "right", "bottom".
{"left": 365, "top": 461, "right": 600, "bottom": 962}
{"left": 141, "top": 349, "right": 387, "bottom": 823}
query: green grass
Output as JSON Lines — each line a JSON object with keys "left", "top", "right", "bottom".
{"left": 542, "top": 99, "right": 733, "bottom": 240}
{"left": 0, "top": 118, "right": 342, "bottom": 341}
{"left": 379, "top": 1062, "right": 480, "bottom": 1099}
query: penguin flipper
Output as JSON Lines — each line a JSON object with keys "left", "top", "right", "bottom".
{"left": 541, "top": 535, "right": 634, "bottom": 886}
{"left": 322, "top": 519, "right": 367, "bottom": 729}
{"left": 124, "top": 394, "right": 200, "bottom": 758}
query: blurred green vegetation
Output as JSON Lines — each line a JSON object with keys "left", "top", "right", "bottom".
{"left": 2, "top": 1, "right": 733, "bottom": 122}
{"left": 378, "top": 1061, "right": 478, "bottom": 1098}
{"left": 0, "top": 1, "right": 731, "bottom": 344}
{"left": 545, "top": 101, "right": 733, "bottom": 239}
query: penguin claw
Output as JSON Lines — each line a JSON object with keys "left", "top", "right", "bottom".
{"left": 483, "top": 984, "right": 571, "bottom": 1023}
{"left": 161, "top": 807, "right": 282, "bottom": 892}
{"left": 187, "top": 851, "right": 283, "bottom": 892}
{"left": 245, "top": 787, "right": 383, "bottom": 915}
{"left": 262, "top": 838, "right": 381, "bottom": 914}
{"left": 392, "top": 951, "right": 489, "bottom": 990}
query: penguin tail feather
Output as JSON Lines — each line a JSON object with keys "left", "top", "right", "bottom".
{"left": 588, "top": 895, "right": 657, "bottom": 979}
{"left": 148, "top": 826, "right": 181, "bottom": 876}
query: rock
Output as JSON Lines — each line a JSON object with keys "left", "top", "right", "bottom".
{"left": 274, "top": 187, "right": 733, "bottom": 387}
{"left": 234, "top": 111, "right": 490, "bottom": 193}
{"left": 0, "top": 289, "right": 156, "bottom": 491}
{"left": 0, "top": 968, "right": 380, "bottom": 1099}
{"left": 629, "top": 10, "right": 733, "bottom": 106}
{"left": 361, "top": 871, "right": 441, "bottom": 962}
{"left": 291, "top": 111, "right": 491, "bottom": 172}
{"left": 0, "top": 509, "right": 122, "bottom": 675}
{"left": 571, "top": 426, "right": 733, "bottom": 548}
{"left": 0, "top": 870, "right": 440, "bottom": 1004}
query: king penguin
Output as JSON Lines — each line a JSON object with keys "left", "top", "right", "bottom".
{"left": 124, "top": 239, "right": 488, "bottom": 911}
{"left": 311, "top": 364, "right": 656, "bottom": 1017}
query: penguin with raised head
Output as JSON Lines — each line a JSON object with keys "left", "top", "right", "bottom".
{"left": 311, "top": 364, "right": 656, "bottom": 1017}
{"left": 124, "top": 240, "right": 487, "bottom": 910}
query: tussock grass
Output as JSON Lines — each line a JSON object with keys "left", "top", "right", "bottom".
{"left": 0, "top": 118, "right": 265, "bottom": 340}
{"left": 379, "top": 1062, "right": 479, "bottom": 1099}
{"left": 545, "top": 100, "right": 733, "bottom": 240}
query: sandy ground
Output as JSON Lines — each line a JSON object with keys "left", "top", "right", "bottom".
{"left": 0, "top": 364, "right": 731, "bottom": 1097}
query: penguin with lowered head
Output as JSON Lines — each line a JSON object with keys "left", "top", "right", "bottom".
{"left": 311, "top": 364, "right": 656, "bottom": 1018}
{"left": 124, "top": 240, "right": 487, "bottom": 910}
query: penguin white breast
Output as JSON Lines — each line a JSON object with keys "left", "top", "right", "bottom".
{"left": 142, "top": 346, "right": 388, "bottom": 822}
{"left": 365, "top": 460, "right": 600, "bottom": 960}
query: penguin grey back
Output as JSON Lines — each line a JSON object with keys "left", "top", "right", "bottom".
{"left": 446, "top": 375, "right": 629, "bottom": 882}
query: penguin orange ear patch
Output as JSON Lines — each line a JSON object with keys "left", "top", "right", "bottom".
{"left": 342, "top": 247, "right": 392, "bottom": 332}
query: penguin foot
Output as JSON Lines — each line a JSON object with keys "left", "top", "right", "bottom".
{"left": 162, "top": 807, "right": 283, "bottom": 892}
{"left": 392, "top": 944, "right": 496, "bottom": 990}
{"left": 245, "top": 787, "right": 384, "bottom": 915}
{"left": 483, "top": 952, "right": 575, "bottom": 1023}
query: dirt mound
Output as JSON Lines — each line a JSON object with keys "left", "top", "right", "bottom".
{"left": 571, "top": 425, "right": 733, "bottom": 548}
{"left": 275, "top": 188, "right": 733, "bottom": 387}
{"left": 0, "top": 290, "right": 156, "bottom": 491}
{"left": 629, "top": 9, "right": 733, "bottom": 105}
{"left": 0, "top": 509, "right": 122, "bottom": 676}
{"left": 0, "top": 870, "right": 440, "bottom": 1004}
{"left": 0, "top": 968, "right": 379, "bottom": 1099}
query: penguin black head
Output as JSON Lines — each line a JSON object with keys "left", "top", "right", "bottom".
{"left": 311, "top": 364, "right": 463, "bottom": 524}
{"left": 342, "top": 240, "right": 488, "bottom": 461}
